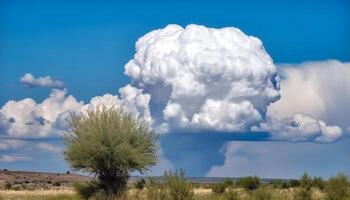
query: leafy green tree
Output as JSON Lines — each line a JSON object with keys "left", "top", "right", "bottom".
{"left": 64, "top": 107, "right": 157, "bottom": 198}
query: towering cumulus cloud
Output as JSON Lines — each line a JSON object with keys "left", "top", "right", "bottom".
{"left": 125, "top": 24, "right": 281, "bottom": 133}
{"left": 0, "top": 25, "right": 345, "bottom": 143}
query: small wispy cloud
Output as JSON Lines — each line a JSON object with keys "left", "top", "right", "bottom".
{"left": 36, "top": 143, "right": 61, "bottom": 153}
{"left": 0, "top": 155, "right": 31, "bottom": 163}
{"left": 20, "top": 73, "right": 64, "bottom": 89}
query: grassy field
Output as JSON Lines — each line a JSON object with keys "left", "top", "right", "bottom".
{"left": 0, "top": 188, "right": 79, "bottom": 200}
{"left": 0, "top": 187, "right": 329, "bottom": 200}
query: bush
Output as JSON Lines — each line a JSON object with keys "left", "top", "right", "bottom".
{"left": 135, "top": 178, "right": 146, "bottom": 190}
{"left": 252, "top": 188, "right": 272, "bottom": 200}
{"left": 294, "top": 188, "right": 313, "bottom": 200}
{"left": 236, "top": 176, "right": 260, "bottom": 191}
{"left": 164, "top": 170, "right": 194, "bottom": 200}
{"left": 325, "top": 173, "right": 350, "bottom": 200}
{"left": 223, "top": 188, "right": 240, "bottom": 200}
{"left": 64, "top": 107, "right": 157, "bottom": 197}
{"left": 289, "top": 179, "right": 300, "bottom": 187}
{"left": 313, "top": 176, "right": 325, "bottom": 190}
{"left": 224, "top": 178, "right": 234, "bottom": 188}
{"left": 294, "top": 172, "right": 313, "bottom": 200}
{"left": 4, "top": 182, "right": 12, "bottom": 190}
{"left": 74, "top": 181, "right": 99, "bottom": 200}
{"left": 146, "top": 178, "right": 168, "bottom": 200}
{"left": 211, "top": 183, "right": 226, "bottom": 194}
{"left": 300, "top": 172, "right": 313, "bottom": 190}
{"left": 53, "top": 181, "right": 61, "bottom": 187}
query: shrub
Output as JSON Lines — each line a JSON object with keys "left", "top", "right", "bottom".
{"left": 164, "top": 170, "right": 194, "bottom": 200}
{"left": 66, "top": 171, "right": 70, "bottom": 174}
{"left": 294, "top": 188, "right": 313, "bottom": 200}
{"left": 223, "top": 188, "right": 240, "bottom": 200}
{"left": 294, "top": 172, "right": 313, "bottom": 200}
{"left": 135, "top": 178, "right": 146, "bottom": 190}
{"left": 236, "top": 176, "right": 260, "bottom": 191}
{"left": 146, "top": 178, "right": 168, "bottom": 200}
{"left": 300, "top": 172, "right": 313, "bottom": 190}
{"left": 281, "top": 181, "right": 290, "bottom": 189}
{"left": 74, "top": 181, "right": 99, "bottom": 200}
{"left": 252, "top": 188, "right": 272, "bottom": 200}
{"left": 313, "top": 176, "right": 325, "bottom": 190}
{"left": 325, "top": 173, "right": 350, "bottom": 200}
{"left": 53, "top": 181, "right": 61, "bottom": 187}
{"left": 211, "top": 183, "right": 226, "bottom": 194}
{"left": 289, "top": 179, "right": 300, "bottom": 187}
{"left": 4, "top": 182, "right": 12, "bottom": 190}
{"left": 64, "top": 107, "right": 157, "bottom": 197}
{"left": 224, "top": 178, "right": 234, "bottom": 188}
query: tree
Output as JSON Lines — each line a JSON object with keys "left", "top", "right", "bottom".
{"left": 64, "top": 107, "right": 157, "bottom": 198}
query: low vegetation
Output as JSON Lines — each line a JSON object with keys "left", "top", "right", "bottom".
{"left": 64, "top": 107, "right": 157, "bottom": 199}
{"left": 1, "top": 171, "right": 350, "bottom": 200}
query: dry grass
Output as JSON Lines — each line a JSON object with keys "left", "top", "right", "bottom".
{"left": 0, "top": 188, "right": 79, "bottom": 200}
{"left": 0, "top": 187, "right": 331, "bottom": 200}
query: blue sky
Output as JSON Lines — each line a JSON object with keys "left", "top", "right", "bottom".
{"left": 0, "top": 0, "right": 349, "bottom": 178}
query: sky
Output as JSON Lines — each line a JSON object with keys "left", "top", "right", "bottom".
{"left": 0, "top": 0, "right": 349, "bottom": 179}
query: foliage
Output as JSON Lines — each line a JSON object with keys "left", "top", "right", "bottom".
{"left": 325, "top": 173, "right": 350, "bottom": 200}
{"left": 135, "top": 178, "right": 146, "bottom": 190}
{"left": 236, "top": 176, "right": 260, "bottom": 191}
{"left": 222, "top": 188, "right": 240, "bottom": 200}
{"left": 73, "top": 181, "right": 99, "bottom": 200}
{"left": 64, "top": 107, "right": 157, "bottom": 197}
{"left": 294, "top": 188, "right": 313, "bottom": 200}
{"left": 53, "top": 181, "right": 61, "bottom": 187}
{"left": 164, "top": 170, "right": 194, "bottom": 200}
{"left": 252, "top": 188, "right": 272, "bottom": 200}
{"left": 312, "top": 176, "right": 325, "bottom": 190}
{"left": 294, "top": 172, "right": 313, "bottom": 200}
{"left": 289, "top": 179, "right": 300, "bottom": 187}
{"left": 145, "top": 170, "right": 194, "bottom": 200}
{"left": 4, "top": 182, "right": 12, "bottom": 190}
{"left": 211, "top": 183, "right": 226, "bottom": 194}
{"left": 223, "top": 179, "right": 234, "bottom": 188}
{"left": 145, "top": 178, "right": 168, "bottom": 200}
{"left": 300, "top": 172, "right": 313, "bottom": 190}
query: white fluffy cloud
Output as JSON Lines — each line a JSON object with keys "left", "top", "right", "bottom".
{"left": 84, "top": 84, "right": 151, "bottom": 123}
{"left": 253, "top": 113, "right": 342, "bottom": 143}
{"left": 0, "top": 85, "right": 150, "bottom": 138}
{"left": 20, "top": 73, "right": 65, "bottom": 89}
{"left": 260, "top": 60, "right": 350, "bottom": 142}
{"left": 0, "top": 89, "right": 83, "bottom": 138}
{"left": 269, "top": 60, "right": 350, "bottom": 129}
{"left": 1, "top": 26, "right": 348, "bottom": 144}
{"left": 125, "top": 24, "right": 280, "bottom": 133}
